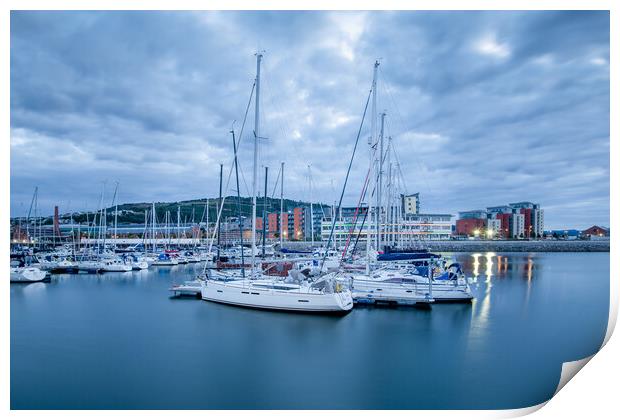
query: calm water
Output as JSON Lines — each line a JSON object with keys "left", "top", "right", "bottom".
{"left": 11, "top": 252, "right": 609, "bottom": 409}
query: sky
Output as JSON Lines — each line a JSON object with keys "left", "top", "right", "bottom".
{"left": 10, "top": 10, "right": 610, "bottom": 229}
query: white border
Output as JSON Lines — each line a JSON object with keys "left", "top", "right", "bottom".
{"left": 2, "top": 1, "right": 617, "bottom": 419}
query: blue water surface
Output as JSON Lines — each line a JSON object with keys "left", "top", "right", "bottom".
{"left": 10, "top": 252, "right": 609, "bottom": 409}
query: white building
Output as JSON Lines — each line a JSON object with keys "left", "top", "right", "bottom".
{"left": 510, "top": 213, "right": 525, "bottom": 238}
{"left": 321, "top": 209, "right": 452, "bottom": 245}
{"left": 401, "top": 193, "right": 420, "bottom": 216}
{"left": 486, "top": 218, "right": 502, "bottom": 238}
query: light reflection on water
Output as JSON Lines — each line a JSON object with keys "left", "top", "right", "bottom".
{"left": 10, "top": 252, "right": 609, "bottom": 410}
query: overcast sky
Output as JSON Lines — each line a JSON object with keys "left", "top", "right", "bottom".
{"left": 10, "top": 11, "right": 609, "bottom": 229}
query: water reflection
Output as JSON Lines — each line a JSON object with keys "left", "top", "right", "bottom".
{"left": 10, "top": 253, "right": 609, "bottom": 410}
{"left": 467, "top": 253, "right": 541, "bottom": 344}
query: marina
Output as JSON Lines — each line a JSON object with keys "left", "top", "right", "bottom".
{"left": 10, "top": 252, "right": 609, "bottom": 409}
{"left": 8, "top": 9, "right": 611, "bottom": 413}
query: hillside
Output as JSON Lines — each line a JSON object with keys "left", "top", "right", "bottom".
{"left": 22, "top": 197, "right": 332, "bottom": 225}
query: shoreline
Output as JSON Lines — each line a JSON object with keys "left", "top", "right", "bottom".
{"left": 280, "top": 240, "right": 610, "bottom": 253}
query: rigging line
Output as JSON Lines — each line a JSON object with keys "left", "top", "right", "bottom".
{"left": 383, "top": 116, "right": 409, "bottom": 195}
{"left": 238, "top": 162, "right": 251, "bottom": 197}
{"left": 340, "top": 163, "right": 371, "bottom": 262}
{"left": 378, "top": 67, "right": 433, "bottom": 196}
{"left": 235, "top": 87, "right": 257, "bottom": 198}
{"left": 383, "top": 114, "right": 409, "bottom": 195}
{"left": 202, "top": 80, "right": 255, "bottom": 275}
{"left": 198, "top": 201, "right": 208, "bottom": 224}
{"left": 309, "top": 170, "right": 328, "bottom": 219}
{"left": 350, "top": 147, "right": 381, "bottom": 258}
{"left": 261, "top": 61, "right": 294, "bottom": 165}
{"left": 269, "top": 163, "right": 282, "bottom": 199}
{"left": 321, "top": 86, "right": 373, "bottom": 272}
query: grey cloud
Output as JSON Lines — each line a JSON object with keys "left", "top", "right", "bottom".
{"left": 10, "top": 10, "right": 609, "bottom": 229}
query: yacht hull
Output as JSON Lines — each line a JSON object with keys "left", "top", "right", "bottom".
{"left": 351, "top": 280, "right": 434, "bottom": 305}
{"left": 10, "top": 267, "right": 48, "bottom": 283}
{"left": 201, "top": 281, "right": 353, "bottom": 313}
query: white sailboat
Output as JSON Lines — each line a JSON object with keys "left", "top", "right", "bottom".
{"left": 200, "top": 53, "right": 353, "bottom": 313}
{"left": 10, "top": 266, "right": 48, "bottom": 283}
{"left": 100, "top": 258, "right": 132, "bottom": 272}
{"left": 201, "top": 275, "right": 352, "bottom": 312}
{"left": 339, "top": 61, "right": 471, "bottom": 305}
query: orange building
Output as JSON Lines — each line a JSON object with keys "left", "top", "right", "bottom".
{"left": 267, "top": 213, "right": 279, "bottom": 239}
{"left": 281, "top": 212, "right": 289, "bottom": 240}
{"left": 293, "top": 207, "right": 304, "bottom": 240}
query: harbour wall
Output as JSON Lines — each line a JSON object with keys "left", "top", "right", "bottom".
{"left": 279, "top": 240, "right": 610, "bottom": 252}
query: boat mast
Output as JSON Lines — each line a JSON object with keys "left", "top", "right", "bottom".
{"left": 151, "top": 202, "right": 156, "bottom": 253}
{"left": 217, "top": 163, "right": 223, "bottom": 258}
{"left": 206, "top": 198, "right": 209, "bottom": 244}
{"left": 142, "top": 209, "right": 148, "bottom": 248}
{"left": 279, "top": 161, "right": 284, "bottom": 250}
{"left": 262, "top": 166, "right": 268, "bottom": 257}
{"left": 308, "top": 164, "right": 314, "bottom": 248}
{"left": 167, "top": 211, "right": 171, "bottom": 248}
{"left": 26, "top": 186, "right": 38, "bottom": 242}
{"left": 251, "top": 52, "right": 262, "bottom": 277}
{"left": 97, "top": 182, "right": 105, "bottom": 254}
{"left": 377, "top": 112, "right": 385, "bottom": 252}
{"left": 231, "top": 129, "right": 245, "bottom": 277}
{"left": 366, "top": 60, "right": 379, "bottom": 274}
{"left": 113, "top": 182, "right": 119, "bottom": 251}
{"left": 177, "top": 205, "right": 181, "bottom": 248}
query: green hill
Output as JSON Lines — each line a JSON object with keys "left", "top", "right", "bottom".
{"left": 23, "top": 197, "right": 332, "bottom": 225}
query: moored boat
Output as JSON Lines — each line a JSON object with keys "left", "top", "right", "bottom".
{"left": 10, "top": 266, "right": 48, "bottom": 283}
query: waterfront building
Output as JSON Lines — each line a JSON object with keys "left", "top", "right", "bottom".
{"left": 455, "top": 210, "right": 487, "bottom": 236}
{"left": 486, "top": 218, "right": 502, "bottom": 238}
{"left": 401, "top": 193, "right": 420, "bottom": 215}
{"left": 582, "top": 225, "right": 609, "bottom": 237}
{"left": 509, "top": 202, "right": 544, "bottom": 238}
{"left": 259, "top": 206, "right": 325, "bottom": 241}
{"left": 321, "top": 205, "right": 452, "bottom": 244}
{"left": 456, "top": 202, "right": 544, "bottom": 239}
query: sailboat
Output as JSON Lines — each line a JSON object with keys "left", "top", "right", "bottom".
{"left": 10, "top": 266, "right": 48, "bottom": 283}
{"left": 337, "top": 61, "right": 470, "bottom": 305}
{"left": 200, "top": 53, "right": 353, "bottom": 313}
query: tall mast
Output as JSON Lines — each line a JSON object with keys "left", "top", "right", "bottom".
{"left": 206, "top": 198, "right": 209, "bottom": 242}
{"left": 113, "top": 182, "right": 119, "bottom": 250}
{"left": 366, "top": 60, "right": 379, "bottom": 273}
{"left": 143, "top": 210, "right": 147, "bottom": 248}
{"left": 97, "top": 182, "right": 105, "bottom": 253}
{"left": 251, "top": 52, "right": 263, "bottom": 277}
{"left": 262, "top": 166, "right": 268, "bottom": 257}
{"left": 217, "top": 163, "right": 223, "bottom": 259}
{"left": 177, "top": 205, "right": 181, "bottom": 248}
{"left": 151, "top": 202, "right": 156, "bottom": 253}
{"left": 231, "top": 129, "right": 245, "bottom": 277}
{"left": 385, "top": 136, "right": 396, "bottom": 246}
{"left": 377, "top": 112, "right": 386, "bottom": 251}
{"left": 279, "top": 161, "right": 284, "bottom": 250}
{"left": 26, "top": 186, "right": 38, "bottom": 242}
{"left": 308, "top": 164, "right": 314, "bottom": 247}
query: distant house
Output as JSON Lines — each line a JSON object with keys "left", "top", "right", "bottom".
{"left": 582, "top": 225, "right": 610, "bottom": 237}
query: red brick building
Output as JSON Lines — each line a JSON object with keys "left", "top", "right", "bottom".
{"left": 267, "top": 213, "right": 279, "bottom": 239}
{"left": 455, "top": 218, "right": 486, "bottom": 236}
{"left": 281, "top": 212, "right": 289, "bottom": 240}
{"left": 293, "top": 207, "right": 304, "bottom": 240}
